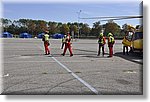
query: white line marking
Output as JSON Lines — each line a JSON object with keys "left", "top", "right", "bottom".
{"left": 133, "top": 59, "right": 142, "bottom": 62}
{"left": 0, "top": 74, "right": 9, "bottom": 77}
{"left": 37, "top": 45, "right": 99, "bottom": 94}
{"left": 4, "top": 74, "right": 9, "bottom": 77}
{"left": 51, "top": 56, "right": 99, "bottom": 95}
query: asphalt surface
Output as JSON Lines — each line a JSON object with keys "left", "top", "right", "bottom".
{"left": 1, "top": 38, "right": 143, "bottom": 95}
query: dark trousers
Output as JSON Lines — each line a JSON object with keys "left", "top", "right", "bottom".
{"left": 61, "top": 43, "right": 65, "bottom": 49}
{"left": 123, "top": 46, "right": 129, "bottom": 55}
{"left": 98, "top": 44, "right": 104, "bottom": 56}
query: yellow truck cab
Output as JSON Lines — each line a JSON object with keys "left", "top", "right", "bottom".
{"left": 131, "top": 26, "right": 143, "bottom": 51}
{"left": 122, "top": 25, "right": 143, "bottom": 52}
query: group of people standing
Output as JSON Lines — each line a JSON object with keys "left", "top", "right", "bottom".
{"left": 97, "top": 32, "right": 115, "bottom": 57}
{"left": 42, "top": 31, "right": 115, "bottom": 57}
{"left": 42, "top": 31, "right": 73, "bottom": 56}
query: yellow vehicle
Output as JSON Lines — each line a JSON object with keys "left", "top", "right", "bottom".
{"left": 122, "top": 25, "right": 143, "bottom": 52}
{"left": 131, "top": 26, "right": 143, "bottom": 52}
{"left": 80, "top": 15, "right": 143, "bottom": 52}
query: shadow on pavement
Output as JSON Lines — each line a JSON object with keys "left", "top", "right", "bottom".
{"left": 74, "top": 48, "right": 109, "bottom": 58}
{"left": 21, "top": 50, "right": 143, "bottom": 65}
{"left": 114, "top": 52, "right": 143, "bottom": 65}
{"left": 73, "top": 48, "right": 97, "bottom": 53}
{"left": 21, "top": 54, "right": 45, "bottom": 56}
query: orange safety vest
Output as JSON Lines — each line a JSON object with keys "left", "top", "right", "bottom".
{"left": 98, "top": 36, "right": 106, "bottom": 45}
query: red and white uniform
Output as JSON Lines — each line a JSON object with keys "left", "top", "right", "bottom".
{"left": 62, "top": 34, "right": 73, "bottom": 56}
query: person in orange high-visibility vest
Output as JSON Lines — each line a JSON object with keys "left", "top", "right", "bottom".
{"left": 61, "top": 33, "right": 73, "bottom": 57}
{"left": 107, "top": 33, "right": 115, "bottom": 57}
{"left": 97, "top": 33, "right": 106, "bottom": 56}
{"left": 42, "top": 31, "right": 50, "bottom": 55}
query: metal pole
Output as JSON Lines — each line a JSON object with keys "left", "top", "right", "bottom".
{"left": 77, "top": 10, "right": 81, "bottom": 39}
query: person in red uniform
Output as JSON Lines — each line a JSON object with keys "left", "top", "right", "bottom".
{"left": 107, "top": 33, "right": 115, "bottom": 57}
{"left": 42, "top": 31, "right": 50, "bottom": 55}
{"left": 61, "top": 33, "right": 73, "bottom": 57}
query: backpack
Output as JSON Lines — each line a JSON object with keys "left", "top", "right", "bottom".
{"left": 42, "top": 35, "right": 45, "bottom": 41}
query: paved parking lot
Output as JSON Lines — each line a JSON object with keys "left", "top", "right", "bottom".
{"left": 1, "top": 38, "right": 143, "bottom": 95}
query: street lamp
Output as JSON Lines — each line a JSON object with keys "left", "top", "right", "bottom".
{"left": 77, "top": 10, "right": 82, "bottom": 39}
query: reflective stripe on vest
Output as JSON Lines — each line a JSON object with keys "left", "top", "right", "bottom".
{"left": 109, "top": 36, "right": 114, "bottom": 43}
{"left": 62, "top": 37, "right": 66, "bottom": 42}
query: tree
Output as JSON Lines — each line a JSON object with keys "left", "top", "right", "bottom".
{"left": 104, "top": 22, "right": 120, "bottom": 37}
{"left": 80, "top": 23, "right": 90, "bottom": 36}
{"left": 12, "top": 20, "right": 21, "bottom": 35}
{"left": 35, "top": 20, "right": 48, "bottom": 34}
{"left": 73, "top": 22, "right": 78, "bottom": 27}
{"left": 57, "top": 22, "right": 63, "bottom": 33}
{"left": 27, "top": 20, "right": 36, "bottom": 36}
{"left": 1, "top": 18, "right": 125, "bottom": 38}
{"left": 17, "top": 19, "right": 29, "bottom": 33}
{"left": 90, "top": 21, "right": 102, "bottom": 37}
{"left": 122, "top": 23, "right": 128, "bottom": 31}
{"left": 2, "top": 18, "right": 12, "bottom": 32}
{"left": 18, "top": 19, "right": 28, "bottom": 28}
{"left": 60, "top": 24, "right": 69, "bottom": 34}
{"left": 48, "top": 21, "right": 58, "bottom": 34}
{"left": 7, "top": 23, "right": 15, "bottom": 34}
{"left": 67, "top": 22, "right": 72, "bottom": 28}
{"left": 70, "top": 24, "right": 78, "bottom": 35}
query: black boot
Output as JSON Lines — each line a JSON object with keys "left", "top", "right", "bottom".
{"left": 70, "top": 54, "right": 73, "bottom": 57}
{"left": 61, "top": 53, "right": 65, "bottom": 56}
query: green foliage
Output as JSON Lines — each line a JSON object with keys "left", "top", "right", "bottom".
{"left": 1, "top": 18, "right": 127, "bottom": 38}
{"left": 80, "top": 23, "right": 90, "bottom": 36}
{"left": 60, "top": 24, "right": 69, "bottom": 34}
{"left": 70, "top": 24, "right": 78, "bottom": 34}
{"left": 90, "top": 21, "right": 102, "bottom": 37}
{"left": 104, "top": 22, "right": 120, "bottom": 37}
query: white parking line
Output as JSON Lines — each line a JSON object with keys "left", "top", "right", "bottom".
{"left": 37, "top": 45, "right": 99, "bottom": 94}
{"left": 0, "top": 74, "right": 9, "bottom": 77}
{"left": 51, "top": 57, "right": 99, "bottom": 95}
{"left": 133, "top": 59, "right": 142, "bottom": 62}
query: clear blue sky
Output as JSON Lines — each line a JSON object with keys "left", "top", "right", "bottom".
{"left": 3, "top": 1, "right": 142, "bottom": 28}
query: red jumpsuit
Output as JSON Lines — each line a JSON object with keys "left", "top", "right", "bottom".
{"left": 108, "top": 44, "right": 113, "bottom": 57}
{"left": 62, "top": 35, "right": 73, "bottom": 56}
{"left": 108, "top": 36, "right": 115, "bottom": 57}
{"left": 44, "top": 41, "right": 50, "bottom": 55}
